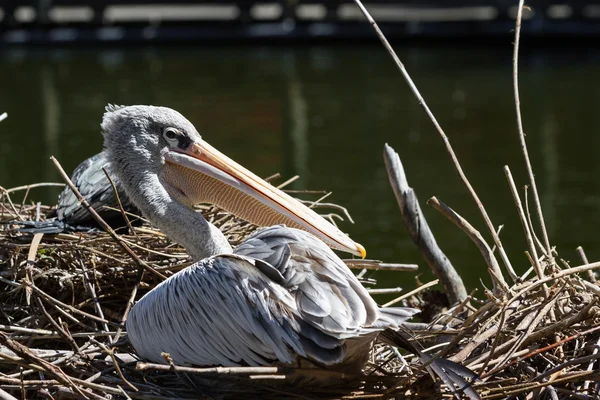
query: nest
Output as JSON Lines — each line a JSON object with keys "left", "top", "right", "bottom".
{"left": 0, "top": 184, "right": 438, "bottom": 400}
{"left": 2, "top": 167, "right": 600, "bottom": 400}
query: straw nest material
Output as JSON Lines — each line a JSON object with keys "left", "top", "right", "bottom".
{"left": 2, "top": 163, "right": 600, "bottom": 400}
{"left": 0, "top": 181, "right": 435, "bottom": 400}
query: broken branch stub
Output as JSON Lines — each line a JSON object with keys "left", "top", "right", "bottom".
{"left": 383, "top": 144, "right": 467, "bottom": 304}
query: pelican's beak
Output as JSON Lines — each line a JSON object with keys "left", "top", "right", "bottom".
{"left": 161, "top": 139, "right": 366, "bottom": 258}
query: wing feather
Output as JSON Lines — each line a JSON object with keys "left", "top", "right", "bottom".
{"left": 235, "top": 226, "right": 379, "bottom": 334}
{"left": 56, "top": 152, "right": 139, "bottom": 225}
{"left": 128, "top": 256, "right": 305, "bottom": 366}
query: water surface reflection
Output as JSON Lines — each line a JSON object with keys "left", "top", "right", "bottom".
{"left": 2, "top": 45, "right": 600, "bottom": 293}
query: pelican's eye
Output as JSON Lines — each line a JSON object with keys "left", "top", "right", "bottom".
{"left": 163, "top": 127, "right": 192, "bottom": 150}
{"left": 163, "top": 127, "right": 180, "bottom": 142}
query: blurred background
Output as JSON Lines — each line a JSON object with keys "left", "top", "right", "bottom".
{"left": 1, "top": 1, "right": 600, "bottom": 293}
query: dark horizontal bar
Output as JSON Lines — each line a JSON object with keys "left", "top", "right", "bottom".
{"left": 1, "top": 1, "right": 600, "bottom": 43}
{"left": 4, "top": 19, "right": 600, "bottom": 45}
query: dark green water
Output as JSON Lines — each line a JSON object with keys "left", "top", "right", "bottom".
{"left": 2, "top": 45, "right": 600, "bottom": 295}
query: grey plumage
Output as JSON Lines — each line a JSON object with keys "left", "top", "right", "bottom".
{"left": 55, "top": 151, "right": 139, "bottom": 226}
{"left": 14, "top": 151, "right": 140, "bottom": 234}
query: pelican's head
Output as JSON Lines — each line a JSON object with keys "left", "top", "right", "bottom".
{"left": 101, "top": 104, "right": 366, "bottom": 258}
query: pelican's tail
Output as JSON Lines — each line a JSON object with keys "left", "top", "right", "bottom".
{"left": 3, "top": 219, "right": 92, "bottom": 234}
{"left": 374, "top": 307, "right": 420, "bottom": 328}
{"left": 6, "top": 214, "right": 138, "bottom": 235}
{"left": 380, "top": 328, "right": 481, "bottom": 400}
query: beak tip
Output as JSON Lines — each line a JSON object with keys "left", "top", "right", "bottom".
{"left": 357, "top": 243, "right": 366, "bottom": 259}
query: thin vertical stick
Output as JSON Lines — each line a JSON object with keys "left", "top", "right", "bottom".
{"left": 504, "top": 166, "right": 541, "bottom": 279}
{"left": 576, "top": 246, "right": 596, "bottom": 283}
{"left": 352, "top": 0, "right": 514, "bottom": 281}
{"left": 78, "top": 258, "right": 109, "bottom": 333}
{"left": 490, "top": 225, "right": 504, "bottom": 253}
{"left": 111, "top": 267, "right": 143, "bottom": 345}
{"left": 512, "top": 0, "right": 552, "bottom": 258}
{"left": 102, "top": 167, "right": 136, "bottom": 237}
{"left": 523, "top": 186, "right": 547, "bottom": 258}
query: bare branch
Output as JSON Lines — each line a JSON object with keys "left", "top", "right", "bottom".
{"left": 512, "top": 0, "right": 552, "bottom": 259}
{"left": 343, "top": 259, "right": 418, "bottom": 272}
{"left": 384, "top": 144, "right": 467, "bottom": 304}
{"left": 428, "top": 197, "right": 508, "bottom": 294}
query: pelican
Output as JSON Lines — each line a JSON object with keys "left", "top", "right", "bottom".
{"left": 54, "top": 151, "right": 139, "bottom": 227}
{"left": 101, "top": 105, "right": 478, "bottom": 392}
{"left": 16, "top": 152, "right": 139, "bottom": 234}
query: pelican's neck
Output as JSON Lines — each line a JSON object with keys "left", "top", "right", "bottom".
{"left": 120, "top": 169, "right": 232, "bottom": 261}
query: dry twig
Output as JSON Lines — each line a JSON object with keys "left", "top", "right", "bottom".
{"left": 384, "top": 144, "right": 467, "bottom": 304}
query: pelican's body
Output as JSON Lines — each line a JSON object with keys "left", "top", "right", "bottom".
{"left": 101, "top": 105, "right": 415, "bottom": 371}
{"left": 55, "top": 152, "right": 139, "bottom": 226}
{"left": 128, "top": 225, "right": 413, "bottom": 370}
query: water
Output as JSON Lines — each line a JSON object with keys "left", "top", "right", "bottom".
{"left": 2, "top": 44, "right": 600, "bottom": 294}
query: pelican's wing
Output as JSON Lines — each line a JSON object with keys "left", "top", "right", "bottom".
{"left": 127, "top": 254, "right": 344, "bottom": 367}
{"left": 56, "top": 152, "right": 138, "bottom": 224}
{"left": 234, "top": 226, "right": 381, "bottom": 334}
{"left": 234, "top": 226, "right": 419, "bottom": 358}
